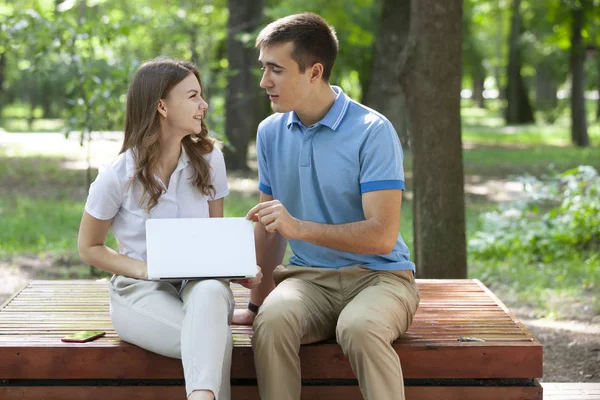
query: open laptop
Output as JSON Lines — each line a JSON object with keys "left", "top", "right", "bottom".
{"left": 145, "top": 217, "right": 257, "bottom": 280}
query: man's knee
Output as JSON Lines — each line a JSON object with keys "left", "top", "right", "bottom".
{"left": 336, "top": 316, "right": 388, "bottom": 354}
{"left": 253, "top": 297, "right": 304, "bottom": 344}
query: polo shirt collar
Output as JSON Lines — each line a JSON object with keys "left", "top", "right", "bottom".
{"left": 286, "top": 86, "right": 350, "bottom": 131}
{"left": 176, "top": 146, "right": 191, "bottom": 171}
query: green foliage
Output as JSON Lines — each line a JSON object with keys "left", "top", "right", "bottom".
{"left": 265, "top": 0, "right": 379, "bottom": 101}
{"left": 469, "top": 166, "right": 600, "bottom": 264}
{"left": 0, "top": 197, "right": 90, "bottom": 257}
{"left": 468, "top": 165, "right": 600, "bottom": 316}
{"left": 1, "top": 0, "right": 380, "bottom": 128}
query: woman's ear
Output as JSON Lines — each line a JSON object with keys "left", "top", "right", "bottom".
{"left": 157, "top": 99, "right": 167, "bottom": 118}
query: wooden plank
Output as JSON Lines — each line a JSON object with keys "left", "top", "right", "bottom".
{"left": 0, "top": 384, "right": 544, "bottom": 400}
{"left": 0, "top": 279, "right": 543, "bottom": 380}
{"left": 0, "top": 342, "right": 542, "bottom": 379}
{"left": 0, "top": 282, "right": 29, "bottom": 309}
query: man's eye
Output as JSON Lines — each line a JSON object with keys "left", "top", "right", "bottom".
{"left": 273, "top": 69, "right": 282, "bottom": 74}
{"left": 260, "top": 67, "right": 265, "bottom": 71}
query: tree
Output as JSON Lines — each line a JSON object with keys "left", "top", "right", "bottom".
{"left": 224, "top": 0, "right": 266, "bottom": 170}
{"left": 505, "top": 0, "right": 535, "bottom": 124}
{"left": 0, "top": 2, "right": 17, "bottom": 117}
{"left": 399, "top": 0, "right": 467, "bottom": 279}
{"left": 597, "top": 51, "right": 600, "bottom": 121}
{"left": 463, "top": 0, "right": 487, "bottom": 108}
{"left": 569, "top": 1, "right": 590, "bottom": 147}
{"left": 364, "top": 0, "right": 410, "bottom": 147}
{"left": 0, "top": 52, "right": 6, "bottom": 117}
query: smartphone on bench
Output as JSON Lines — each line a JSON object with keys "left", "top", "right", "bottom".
{"left": 61, "top": 331, "right": 106, "bottom": 343}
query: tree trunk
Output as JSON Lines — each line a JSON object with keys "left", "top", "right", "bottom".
{"left": 505, "top": 0, "right": 535, "bottom": 124}
{"left": 495, "top": 0, "right": 504, "bottom": 99}
{"left": 535, "top": 61, "right": 557, "bottom": 111}
{"left": 28, "top": 80, "right": 37, "bottom": 130}
{"left": 400, "top": 0, "right": 467, "bottom": 279}
{"left": 189, "top": 27, "right": 199, "bottom": 65}
{"left": 41, "top": 80, "right": 53, "bottom": 118}
{"left": 597, "top": 53, "right": 600, "bottom": 121}
{"left": 473, "top": 72, "right": 486, "bottom": 108}
{"left": 0, "top": 53, "right": 5, "bottom": 116}
{"left": 570, "top": 6, "right": 589, "bottom": 147}
{"left": 224, "top": 0, "right": 266, "bottom": 171}
{"left": 364, "top": 0, "right": 410, "bottom": 148}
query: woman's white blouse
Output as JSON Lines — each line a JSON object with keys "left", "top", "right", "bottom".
{"left": 84, "top": 146, "right": 228, "bottom": 262}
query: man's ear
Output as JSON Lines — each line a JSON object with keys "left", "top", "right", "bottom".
{"left": 157, "top": 99, "right": 167, "bottom": 118}
{"left": 310, "top": 63, "right": 324, "bottom": 82}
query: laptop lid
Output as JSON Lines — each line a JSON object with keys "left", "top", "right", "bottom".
{"left": 146, "top": 217, "right": 256, "bottom": 280}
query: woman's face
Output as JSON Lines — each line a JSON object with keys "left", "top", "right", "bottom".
{"left": 159, "top": 72, "right": 209, "bottom": 137}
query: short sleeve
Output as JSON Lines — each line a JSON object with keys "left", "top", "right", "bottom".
{"left": 84, "top": 165, "right": 123, "bottom": 220}
{"left": 256, "top": 126, "right": 272, "bottom": 195}
{"left": 359, "top": 121, "right": 405, "bottom": 193}
{"left": 209, "top": 146, "right": 229, "bottom": 200}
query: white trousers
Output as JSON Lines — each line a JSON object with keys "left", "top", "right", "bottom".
{"left": 109, "top": 275, "right": 235, "bottom": 399}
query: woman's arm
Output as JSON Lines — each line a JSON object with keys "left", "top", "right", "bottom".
{"left": 208, "top": 198, "right": 224, "bottom": 218}
{"left": 77, "top": 212, "right": 147, "bottom": 279}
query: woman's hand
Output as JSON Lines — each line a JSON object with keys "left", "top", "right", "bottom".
{"left": 232, "top": 266, "right": 262, "bottom": 289}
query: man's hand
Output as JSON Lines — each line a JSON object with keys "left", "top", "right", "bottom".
{"left": 231, "top": 308, "right": 257, "bottom": 325}
{"left": 231, "top": 266, "right": 263, "bottom": 289}
{"left": 246, "top": 200, "right": 301, "bottom": 239}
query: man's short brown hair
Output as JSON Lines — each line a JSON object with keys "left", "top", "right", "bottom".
{"left": 255, "top": 13, "right": 339, "bottom": 81}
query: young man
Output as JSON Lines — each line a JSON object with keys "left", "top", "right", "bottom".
{"left": 234, "top": 12, "right": 420, "bottom": 400}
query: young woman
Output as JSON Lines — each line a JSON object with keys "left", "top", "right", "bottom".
{"left": 78, "top": 57, "right": 261, "bottom": 400}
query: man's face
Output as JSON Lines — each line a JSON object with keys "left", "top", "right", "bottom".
{"left": 258, "top": 42, "right": 312, "bottom": 114}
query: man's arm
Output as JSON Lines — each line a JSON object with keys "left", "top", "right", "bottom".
{"left": 248, "top": 189, "right": 402, "bottom": 255}
{"left": 231, "top": 192, "right": 287, "bottom": 325}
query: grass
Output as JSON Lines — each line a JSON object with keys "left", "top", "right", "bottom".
{"left": 0, "top": 118, "right": 65, "bottom": 133}
{"left": 0, "top": 198, "right": 86, "bottom": 257}
{"left": 469, "top": 256, "right": 600, "bottom": 318}
{"left": 1, "top": 99, "right": 599, "bottom": 319}
{"left": 462, "top": 146, "right": 600, "bottom": 177}
{"left": 0, "top": 104, "right": 64, "bottom": 133}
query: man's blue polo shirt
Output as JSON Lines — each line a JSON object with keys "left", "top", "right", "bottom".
{"left": 256, "top": 86, "right": 415, "bottom": 272}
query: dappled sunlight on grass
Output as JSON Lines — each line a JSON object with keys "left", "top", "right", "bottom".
{"left": 0, "top": 118, "right": 65, "bottom": 133}
{"left": 461, "top": 98, "right": 600, "bottom": 148}
{"left": 462, "top": 146, "right": 600, "bottom": 177}
{"left": 0, "top": 131, "right": 123, "bottom": 169}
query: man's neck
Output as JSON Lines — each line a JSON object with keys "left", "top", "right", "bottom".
{"left": 295, "top": 84, "right": 337, "bottom": 127}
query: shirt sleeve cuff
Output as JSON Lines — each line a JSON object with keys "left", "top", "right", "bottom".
{"left": 360, "top": 180, "right": 405, "bottom": 193}
{"left": 258, "top": 182, "right": 272, "bottom": 195}
{"left": 211, "top": 188, "right": 229, "bottom": 200}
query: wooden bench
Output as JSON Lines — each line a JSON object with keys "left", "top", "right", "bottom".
{"left": 0, "top": 279, "right": 543, "bottom": 399}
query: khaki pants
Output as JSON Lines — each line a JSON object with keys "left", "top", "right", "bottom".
{"left": 109, "top": 275, "right": 235, "bottom": 399}
{"left": 252, "top": 265, "right": 420, "bottom": 400}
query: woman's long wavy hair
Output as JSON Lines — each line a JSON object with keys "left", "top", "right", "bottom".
{"left": 120, "top": 58, "right": 215, "bottom": 212}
